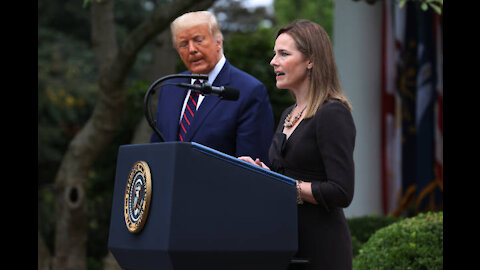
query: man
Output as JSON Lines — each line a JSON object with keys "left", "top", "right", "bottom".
{"left": 150, "top": 11, "right": 274, "bottom": 163}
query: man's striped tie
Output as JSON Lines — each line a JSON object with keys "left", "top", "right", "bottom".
{"left": 178, "top": 80, "right": 201, "bottom": 141}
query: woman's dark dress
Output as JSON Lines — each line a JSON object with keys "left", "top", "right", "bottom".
{"left": 269, "top": 99, "right": 356, "bottom": 270}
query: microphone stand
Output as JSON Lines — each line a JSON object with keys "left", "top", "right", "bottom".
{"left": 144, "top": 73, "right": 209, "bottom": 142}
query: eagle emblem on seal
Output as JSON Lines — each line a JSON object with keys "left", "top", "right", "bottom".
{"left": 124, "top": 161, "right": 152, "bottom": 233}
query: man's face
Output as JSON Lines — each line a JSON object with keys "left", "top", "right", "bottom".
{"left": 175, "top": 24, "right": 222, "bottom": 74}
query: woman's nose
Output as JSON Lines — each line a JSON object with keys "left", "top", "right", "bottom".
{"left": 270, "top": 55, "right": 277, "bottom": 66}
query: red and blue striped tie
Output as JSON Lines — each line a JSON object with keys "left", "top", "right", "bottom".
{"left": 178, "top": 80, "right": 201, "bottom": 141}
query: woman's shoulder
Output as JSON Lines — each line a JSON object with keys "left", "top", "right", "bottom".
{"left": 313, "top": 98, "right": 355, "bottom": 127}
{"left": 323, "top": 98, "right": 349, "bottom": 109}
{"left": 314, "top": 99, "right": 356, "bottom": 137}
{"left": 315, "top": 98, "right": 351, "bottom": 117}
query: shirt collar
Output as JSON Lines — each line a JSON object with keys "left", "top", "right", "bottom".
{"left": 191, "top": 54, "right": 226, "bottom": 85}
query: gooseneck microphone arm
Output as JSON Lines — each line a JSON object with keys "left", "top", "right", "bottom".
{"left": 144, "top": 73, "right": 209, "bottom": 142}
{"left": 174, "top": 82, "right": 240, "bottom": 101}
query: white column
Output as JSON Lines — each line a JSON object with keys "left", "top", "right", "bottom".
{"left": 333, "top": 0, "right": 383, "bottom": 217}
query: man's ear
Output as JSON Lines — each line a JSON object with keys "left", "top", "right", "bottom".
{"left": 216, "top": 38, "right": 223, "bottom": 50}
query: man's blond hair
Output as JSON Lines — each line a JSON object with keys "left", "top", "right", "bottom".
{"left": 170, "top": 11, "right": 224, "bottom": 48}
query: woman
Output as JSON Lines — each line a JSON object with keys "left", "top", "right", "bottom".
{"left": 239, "top": 20, "right": 356, "bottom": 270}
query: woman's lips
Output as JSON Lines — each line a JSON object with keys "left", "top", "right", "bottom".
{"left": 275, "top": 72, "right": 285, "bottom": 78}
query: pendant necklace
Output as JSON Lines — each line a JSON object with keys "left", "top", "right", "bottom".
{"left": 284, "top": 104, "right": 306, "bottom": 128}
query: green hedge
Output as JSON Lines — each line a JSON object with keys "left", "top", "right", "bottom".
{"left": 348, "top": 215, "right": 401, "bottom": 257}
{"left": 353, "top": 211, "right": 443, "bottom": 270}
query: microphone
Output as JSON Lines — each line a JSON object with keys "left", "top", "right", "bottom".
{"left": 144, "top": 73, "right": 209, "bottom": 142}
{"left": 176, "top": 82, "right": 240, "bottom": 101}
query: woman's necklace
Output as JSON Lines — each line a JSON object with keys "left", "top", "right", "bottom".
{"left": 284, "top": 104, "right": 306, "bottom": 128}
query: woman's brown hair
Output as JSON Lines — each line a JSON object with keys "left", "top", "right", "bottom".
{"left": 276, "top": 19, "right": 352, "bottom": 117}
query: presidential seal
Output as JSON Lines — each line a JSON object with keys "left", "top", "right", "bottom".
{"left": 124, "top": 161, "right": 152, "bottom": 233}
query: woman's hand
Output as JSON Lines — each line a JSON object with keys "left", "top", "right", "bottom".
{"left": 238, "top": 156, "right": 270, "bottom": 170}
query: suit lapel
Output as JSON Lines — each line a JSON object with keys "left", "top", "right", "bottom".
{"left": 185, "top": 61, "right": 232, "bottom": 141}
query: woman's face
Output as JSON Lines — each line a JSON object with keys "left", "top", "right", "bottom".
{"left": 270, "top": 33, "right": 312, "bottom": 92}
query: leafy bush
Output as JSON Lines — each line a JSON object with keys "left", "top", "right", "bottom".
{"left": 353, "top": 211, "right": 443, "bottom": 270}
{"left": 348, "top": 215, "right": 401, "bottom": 257}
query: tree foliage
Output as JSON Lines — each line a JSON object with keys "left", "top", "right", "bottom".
{"left": 38, "top": 21, "right": 99, "bottom": 256}
{"left": 274, "top": 0, "right": 335, "bottom": 37}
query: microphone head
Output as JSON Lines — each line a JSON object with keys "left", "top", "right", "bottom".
{"left": 221, "top": 87, "right": 240, "bottom": 101}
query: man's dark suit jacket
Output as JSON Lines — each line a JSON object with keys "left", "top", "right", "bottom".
{"left": 150, "top": 59, "right": 274, "bottom": 163}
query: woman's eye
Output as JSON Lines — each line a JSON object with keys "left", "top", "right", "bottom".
{"left": 275, "top": 50, "right": 288, "bottom": 57}
{"left": 273, "top": 51, "right": 288, "bottom": 57}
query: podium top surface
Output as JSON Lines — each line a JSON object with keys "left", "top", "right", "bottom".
{"left": 190, "top": 142, "right": 295, "bottom": 186}
{"left": 122, "top": 142, "right": 296, "bottom": 186}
